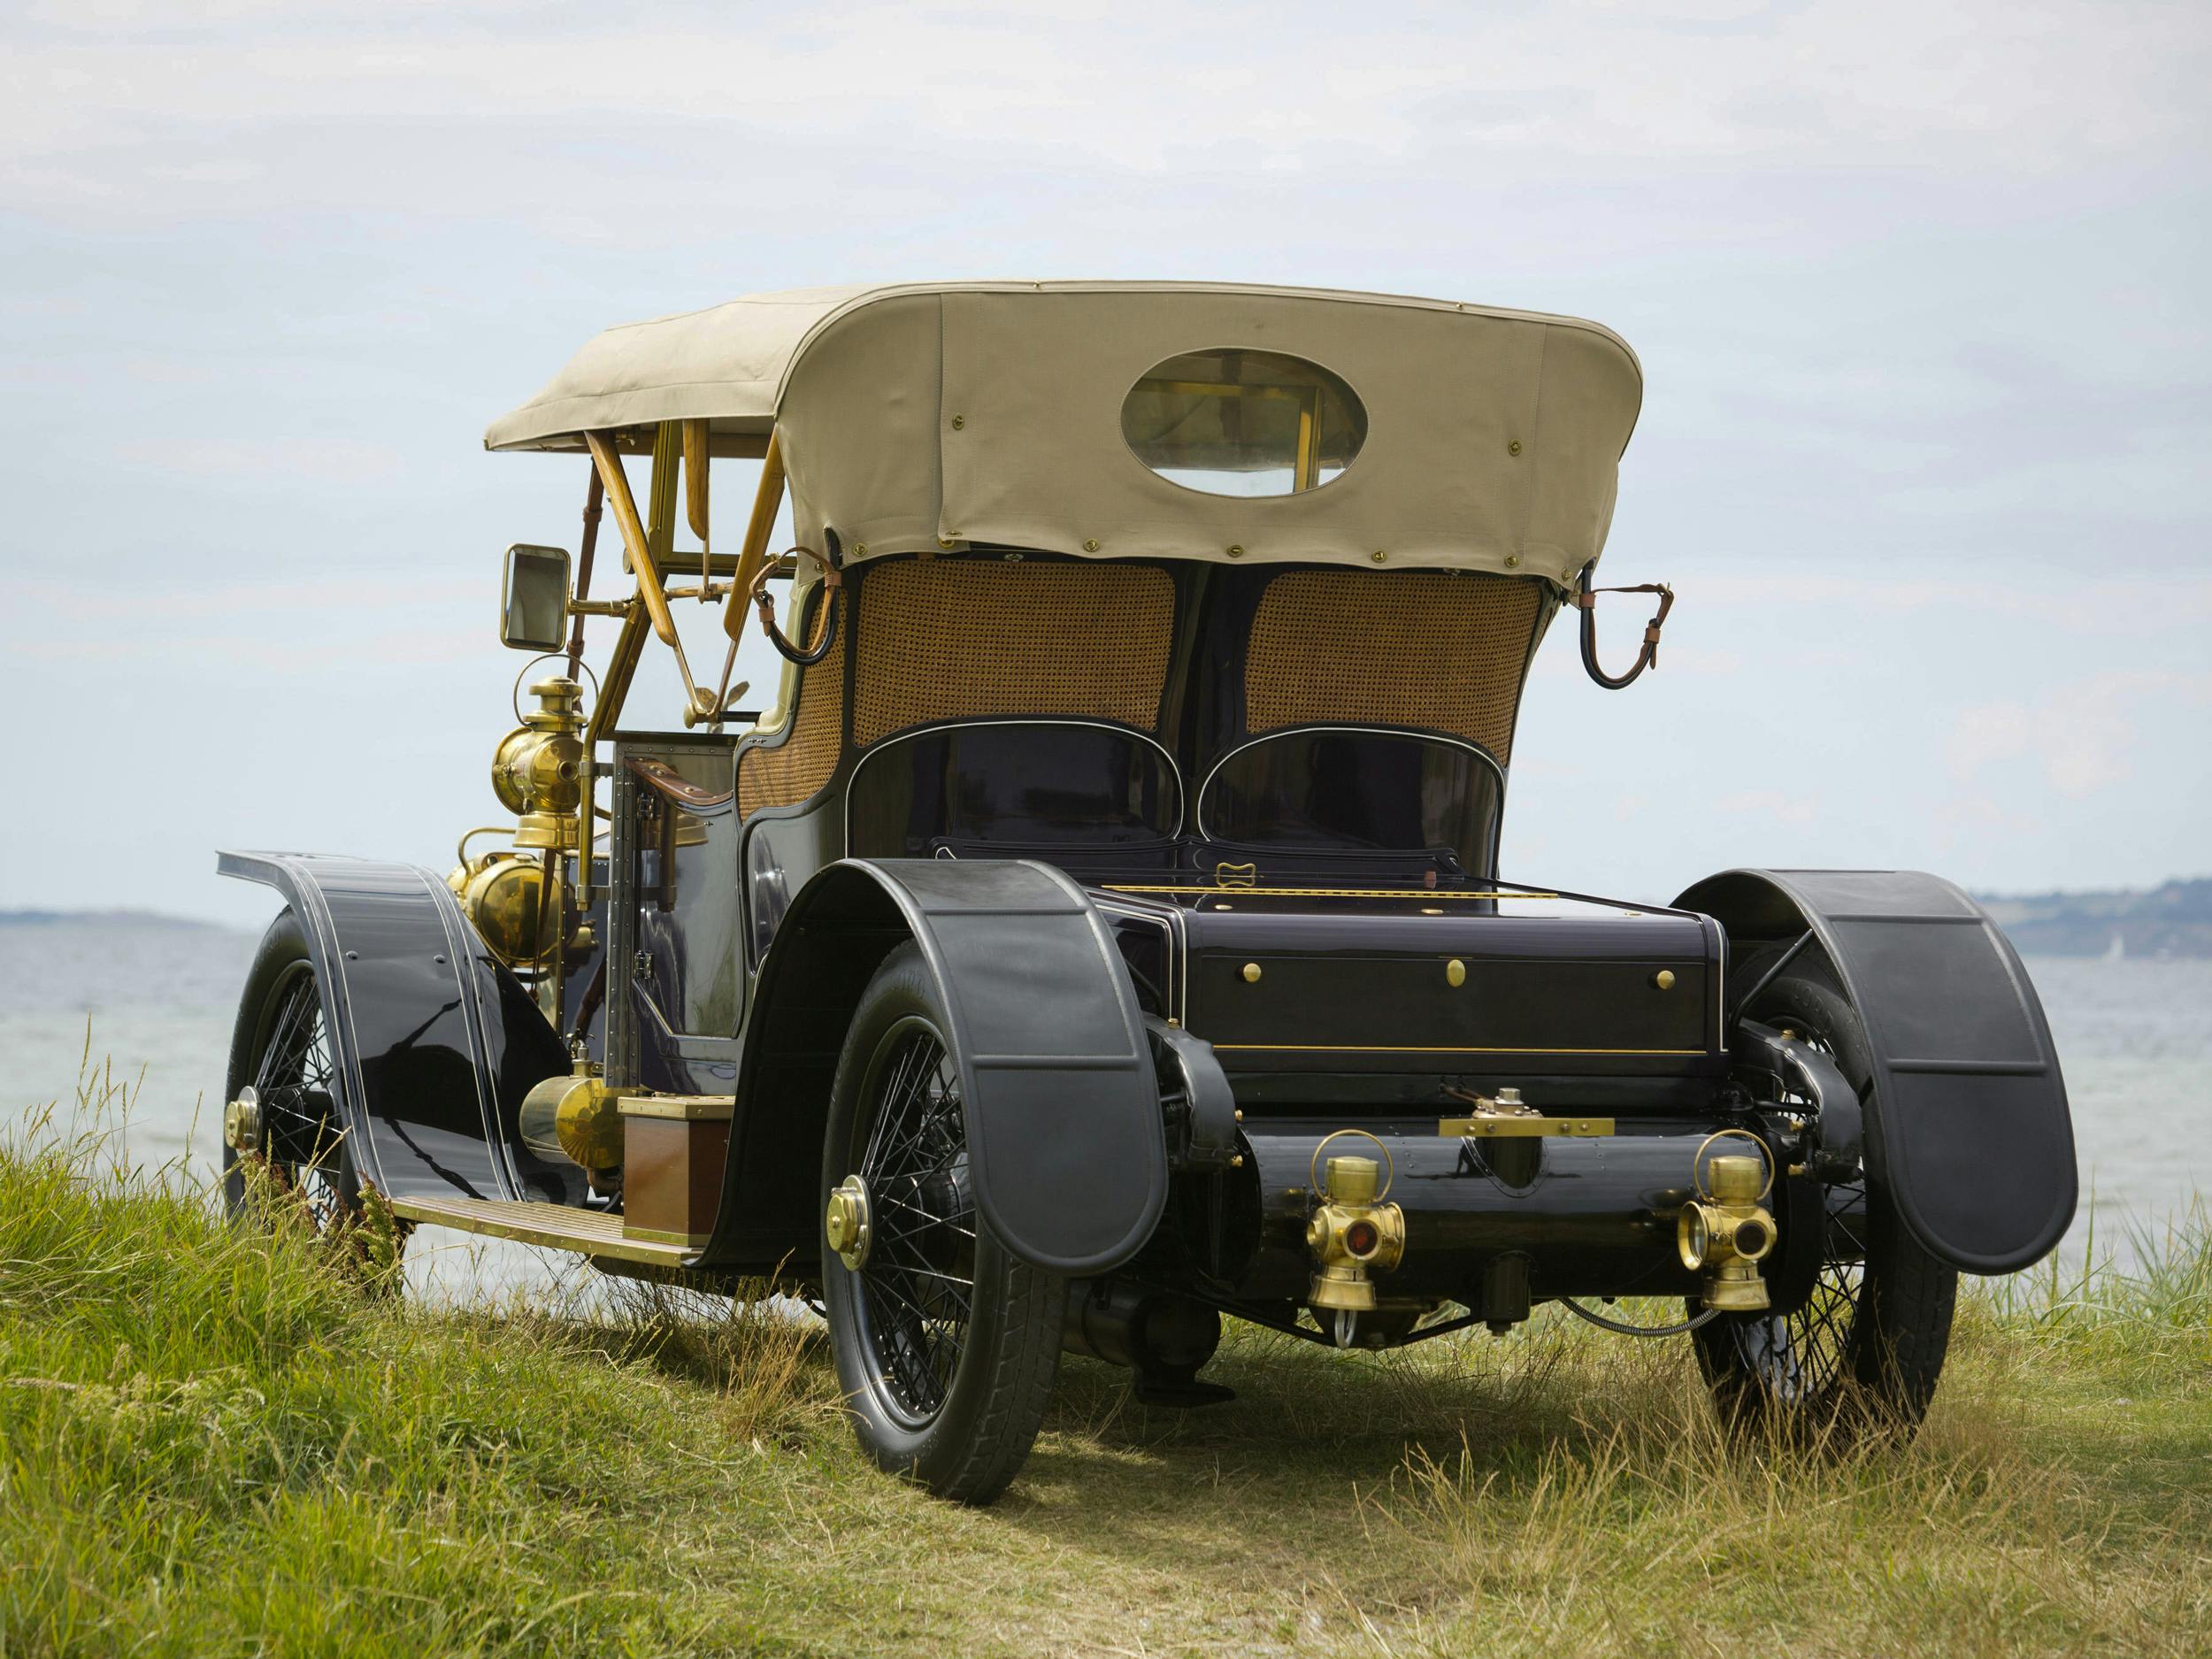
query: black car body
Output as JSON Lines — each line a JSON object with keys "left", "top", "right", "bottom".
{"left": 220, "top": 282, "right": 2078, "bottom": 1502}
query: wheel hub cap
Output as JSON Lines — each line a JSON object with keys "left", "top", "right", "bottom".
{"left": 826, "top": 1174, "right": 873, "bottom": 1271}
{"left": 224, "top": 1086, "right": 265, "bottom": 1154}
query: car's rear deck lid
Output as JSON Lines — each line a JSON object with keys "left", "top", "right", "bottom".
{"left": 1093, "top": 879, "right": 1724, "bottom": 1075}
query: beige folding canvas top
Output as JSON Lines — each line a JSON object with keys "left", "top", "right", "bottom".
{"left": 484, "top": 281, "right": 1643, "bottom": 588}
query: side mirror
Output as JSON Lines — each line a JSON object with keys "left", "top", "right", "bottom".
{"left": 500, "top": 543, "right": 572, "bottom": 652}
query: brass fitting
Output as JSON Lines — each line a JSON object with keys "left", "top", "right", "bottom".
{"left": 452, "top": 674, "right": 586, "bottom": 969}
{"left": 1305, "top": 1153, "right": 1406, "bottom": 1314}
{"left": 223, "top": 1086, "right": 264, "bottom": 1155}
{"left": 493, "top": 677, "right": 587, "bottom": 851}
{"left": 1678, "top": 1153, "right": 1777, "bottom": 1313}
{"left": 449, "top": 849, "right": 564, "bottom": 968}
{"left": 518, "top": 1059, "right": 623, "bottom": 1176}
{"left": 825, "top": 1175, "right": 873, "bottom": 1271}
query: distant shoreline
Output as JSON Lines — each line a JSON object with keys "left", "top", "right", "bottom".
{"left": 8, "top": 877, "right": 2210, "bottom": 958}
{"left": 1977, "top": 877, "right": 2212, "bottom": 959}
{"left": 0, "top": 909, "right": 246, "bottom": 933}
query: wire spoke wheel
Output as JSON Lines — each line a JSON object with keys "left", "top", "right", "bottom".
{"left": 222, "top": 912, "right": 402, "bottom": 1270}
{"left": 1694, "top": 960, "right": 1956, "bottom": 1441}
{"left": 247, "top": 964, "right": 350, "bottom": 1233}
{"left": 1721, "top": 1023, "right": 1869, "bottom": 1404}
{"left": 820, "top": 941, "right": 1064, "bottom": 1505}
{"left": 851, "top": 1024, "right": 978, "bottom": 1423}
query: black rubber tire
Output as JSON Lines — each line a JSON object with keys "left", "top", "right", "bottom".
{"left": 820, "top": 942, "right": 1064, "bottom": 1505}
{"left": 223, "top": 910, "right": 365, "bottom": 1233}
{"left": 1693, "top": 959, "right": 1957, "bottom": 1441}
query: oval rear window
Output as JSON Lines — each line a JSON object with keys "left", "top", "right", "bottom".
{"left": 1122, "top": 349, "right": 1365, "bottom": 497}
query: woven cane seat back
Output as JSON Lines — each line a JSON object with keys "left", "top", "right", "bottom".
{"left": 850, "top": 559, "right": 1177, "bottom": 747}
{"left": 1243, "top": 570, "right": 1541, "bottom": 763}
{"left": 738, "top": 558, "right": 1178, "bottom": 819}
{"left": 736, "top": 607, "right": 844, "bottom": 819}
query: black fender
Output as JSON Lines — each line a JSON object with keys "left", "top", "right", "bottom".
{"left": 1678, "top": 868, "right": 2078, "bottom": 1274}
{"left": 217, "top": 851, "right": 574, "bottom": 1203}
{"left": 701, "top": 857, "right": 1168, "bottom": 1277}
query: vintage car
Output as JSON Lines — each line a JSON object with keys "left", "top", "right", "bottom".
{"left": 219, "top": 281, "right": 2078, "bottom": 1503}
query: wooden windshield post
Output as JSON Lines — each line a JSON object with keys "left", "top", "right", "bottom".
{"left": 646, "top": 421, "right": 680, "bottom": 577}
{"left": 682, "top": 419, "right": 711, "bottom": 592}
{"left": 587, "top": 605, "right": 649, "bottom": 746}
{"left": 704, "top": 428, "right": 785, "bottom": 725}
{"left": 585, "top": 427, "right": 713, "bottom": 723}
{"left": 585, "top": 431, "right": 679, "bottom": 649}
{"left": 725, "top": 429, "right": 787, "bottom": 644}
{"left": 566, "top": 466, "right": 604, "bottom": 679}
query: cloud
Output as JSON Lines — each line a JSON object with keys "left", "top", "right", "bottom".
{"left": 1713, "top": 790, "right": 1819, "bottom": 826}
{"left": 1947, "top": 700, "right": 2036, "bottom": 777}
{"left": 4, "top": 572, "right": 477, "bottom": 626}
{"left": 2, "top": 0, "right": 2208, "bottom": 922}
{"left": 1688, "top": 575, "right": 2212, "bottom": 634}
{"left": 118, "top": 435, "right": 406, "bottom": 486}
{"left": 1947, "top": 670, "right": 2212, "bottom": 801}
{"left": 3, "top": 2, "right": 2206, "bottom": 235}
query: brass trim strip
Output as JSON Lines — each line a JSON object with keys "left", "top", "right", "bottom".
{"left": 621, "top": 1224, "right": 713, "bottom": 1247}
{"left": 1099, "top": 886, "right": 1562, "bottom": 900}
{"left": 388, "top": 1194, "right": 688, "bottom": 1267}
{"left": 617, "top": 1093, "right": 737, "bottom": 1121}
{"left": 1210, "top": 1042, "right": 1708, "bottom": 1056}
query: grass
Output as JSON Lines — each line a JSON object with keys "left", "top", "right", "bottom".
{"left": 3, "top": 1070, "right": 2208, "bottom": 1657}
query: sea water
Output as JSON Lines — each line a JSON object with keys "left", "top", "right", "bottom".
{"left": 4, "top": 916, "right": 2204, "bottom": 1294}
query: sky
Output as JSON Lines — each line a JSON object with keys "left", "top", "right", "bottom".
{"left": 2, "top": 0, "right": 2207, "bottom": 928}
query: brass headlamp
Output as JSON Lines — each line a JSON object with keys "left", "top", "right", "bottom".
{"left": 449, "top": 674, "right": 590, "bottom": 972}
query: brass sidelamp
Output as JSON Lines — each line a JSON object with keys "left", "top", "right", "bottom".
{"left": 1678, "top": 1143, "right": 1777, "bottom": 1313}
{"left": 494, "top": 675, "right": 587, "bottom": 851}
{"left": 1305, "top": 1132, "right": 1407, "bottom": 1338}
{"left": 449, "top": 674, "right": 588, "bottom": 973}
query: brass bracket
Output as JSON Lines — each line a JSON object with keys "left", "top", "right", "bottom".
{"left": 1438, "top": 1087, "right": 1611, "bottom": 1138}
{"left": 1439, "top": 1114, "right": 1614, "bottom": 1138}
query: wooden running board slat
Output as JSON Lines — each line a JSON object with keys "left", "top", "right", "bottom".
{"left": 388, "top": 1194, "right": 690, "bottom": 1267}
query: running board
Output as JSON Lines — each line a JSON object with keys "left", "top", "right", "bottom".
{"left": 388, "top": 1194, "right": 691, "bottom": 1268}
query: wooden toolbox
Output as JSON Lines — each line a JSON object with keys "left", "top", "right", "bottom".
{"left": 618, "top": 1094, "right": 734, "bottom": 1248}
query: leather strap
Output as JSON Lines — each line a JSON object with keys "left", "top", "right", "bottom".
{"left": 623, "top": 756, "right": 733, "bottom": 811}
{"left": 1575, "top": 560, "right": 1674, "bottom": 690}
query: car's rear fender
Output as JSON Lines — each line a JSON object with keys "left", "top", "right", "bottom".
{"left": 1678, "top": 867, "right": 2078, "bottom": 1274}
{"left": 698, "top": 857, "right": 1169, "bottom": 1277}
